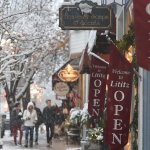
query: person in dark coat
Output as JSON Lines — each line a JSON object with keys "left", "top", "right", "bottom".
{"left": 32, "top": 101, "right": 43, "bottom": 145}
{"left": 11, "top": 102, "right": 23, "bottom": 145}
{"left": 43, "top": 99, "right": 56, "bottom": 147}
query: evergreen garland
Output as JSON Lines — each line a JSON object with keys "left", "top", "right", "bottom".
{"left": 116, "top": 23, "right": 135, "bottom": 54}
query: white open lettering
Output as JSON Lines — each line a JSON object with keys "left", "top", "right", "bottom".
{"left": 114, "top": 105, "right": 123, "bottom": 115}
{"left": 94, "top": 89, "right": 101, "bottom": 97}
{"left": 113, "top": 119, "right": 123, "bottom": 130}
{"left": 114, "top": 90, "right": 124, "bottom": 101}
{"left": 93, "top": 99, "right": 100, "bottom": 107}
{"left": 112, "top": 133, "right": 122, "bottom": 144}
{"left": 94, "top": 79, "right": 101, "bottom": 87}
{"left": 92, "top": 108, "right": 100, "bottom": 117}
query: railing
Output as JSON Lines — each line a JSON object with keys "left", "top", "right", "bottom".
{"left": 100, "top": 0, "right": 129, "bottom": 6}
{"left": 69, "top": 0, "right": 130, "bottom": 6}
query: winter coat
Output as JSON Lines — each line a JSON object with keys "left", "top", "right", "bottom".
{"left": 23, "top": 102, "right": 37, "bottom": 127}
{"left": 34, "top": 107, "right": 43, "bottom": 126}
{"left": 43, "top": 106, "right": 56, "bottom": 125}
{"left": 11, "top": 108, "right": 23, "bottom": 127}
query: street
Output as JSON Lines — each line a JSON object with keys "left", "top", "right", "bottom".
{"left": 1, "top": 130, "right": 81, "bottom": 150}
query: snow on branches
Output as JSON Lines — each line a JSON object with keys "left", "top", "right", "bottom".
{"left": 0, "top": 0, "right": 69, "bottom": 101}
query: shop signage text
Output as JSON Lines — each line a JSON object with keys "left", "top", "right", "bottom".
{"left": 88, "top": 56, "right": 108, "bottom": 126}
{"left": 105, "top": 43, "right": 133, "bottom": 150}
{"left": 59, "top": 1, "right": 112, "bottom": 30}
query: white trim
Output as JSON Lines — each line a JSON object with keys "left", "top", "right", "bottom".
{"left": 116, "top": 6, "right": 124, "bottom": 40}
{"left": 138, "top": 67, "right": 143, "bottom": 150}
{"left": 123, "top": 5, "right": 125, "bottom": 35}
{"left": 129, "top": 2, "right": 133, "bottom": 21}
{"left": 87, "top": 30, "right": 97, "bottom": 53}
{"left": 89, "top": 52, "right": 109, "bottom": 65}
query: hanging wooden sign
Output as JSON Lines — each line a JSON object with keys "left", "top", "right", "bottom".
{"left": 59, "top": 1, "right": 113, "bottom": 30}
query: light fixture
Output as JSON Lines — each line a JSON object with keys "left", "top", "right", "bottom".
{"left": 125, "top": 46, "right": 133, "bottom": 62}
{"left": 58, "top": 64, "right": 80, "bottom": 82}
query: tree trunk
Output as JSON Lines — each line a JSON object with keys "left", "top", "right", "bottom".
{"left": 22, "top": 84, "right": 30, "bottom": 110}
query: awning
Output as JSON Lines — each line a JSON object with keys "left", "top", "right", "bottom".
{"left": 79, "top": 44, "right": 91, "bottom": 74}
{"left": 79, "top": 30, "right": 116, "bottom": 73}
{"left": 78, "top": 30, "right": 97, "bottom": 74}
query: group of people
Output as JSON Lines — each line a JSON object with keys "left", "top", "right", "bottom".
{"left": 11, "top": 99, "right": 57, "bottom": 148}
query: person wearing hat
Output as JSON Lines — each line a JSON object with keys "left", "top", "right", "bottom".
{"left": 11, "top": 102, "right": 23, "bottom": 145}
{"left": 23, "top": 101, "right": 37, "bottom": 148}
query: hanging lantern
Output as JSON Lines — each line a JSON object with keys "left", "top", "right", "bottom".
{"left": 58, "top": 64, "right": 80, "bottom": 82}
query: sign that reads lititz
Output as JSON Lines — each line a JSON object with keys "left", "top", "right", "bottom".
{"left": 105, "top": 43, "right": 133, "bottom": 150}
{"left": 133, "top": 0, "right": 150, "bottom": 70}
{"left": 88, "top": 56, "right": 108, "bottom": 124}
{"left": 59, "top": 1, "right": 112, "bottom": 30}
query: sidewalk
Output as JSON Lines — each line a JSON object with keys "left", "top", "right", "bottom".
{"left": 1, "top": 130, "right": 81, "bottom": 150}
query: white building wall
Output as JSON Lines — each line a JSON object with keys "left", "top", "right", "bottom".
{"left": 116, "top": 5, "right": 124, "bottom": 40}
{"left": 69, "top": 30, "right": 97, "bottom": 59}
{"left": 69, "top": 30, "right": 90, "bottom": 59}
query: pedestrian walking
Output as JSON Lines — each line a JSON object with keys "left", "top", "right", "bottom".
{"left": 43, "top": 99, "right": 56, "bottom": 147}
{"left": 23, "top": 101, "right": 37, "bottom": 148}
{"left": 11, "top": 102, "right": 23, "bottom": 146}
{"left": 32, "top": 101, "right": 43, "bottom": 145}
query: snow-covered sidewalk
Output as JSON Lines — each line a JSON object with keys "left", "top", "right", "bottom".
{"left": 1, "top": 130, "right": 81, "bottom": 150}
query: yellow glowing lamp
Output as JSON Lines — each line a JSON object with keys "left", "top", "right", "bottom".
{"left": 58, "top": 64, "right": 79, "bottom": 82}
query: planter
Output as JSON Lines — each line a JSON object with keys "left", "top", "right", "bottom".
{"left": 70, "top": 127, "right": 80, "bottom": 134}
{"left": 88, "top": 143, "right": 102, "bottom": 150}
{"left": 81, "top": 139, "right": 103, "bottom": 150}
{"left": 80, "top": 139, "right": 90, "bottom": 150}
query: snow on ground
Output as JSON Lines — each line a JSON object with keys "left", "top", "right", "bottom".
{"left": 1, "top": 130, "right": 81, "bottom": 150}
